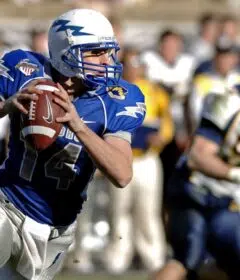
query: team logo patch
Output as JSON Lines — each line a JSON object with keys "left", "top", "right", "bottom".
{"left": 15, "top": 59, "right": 39, "bottom": 76}
{"left": 0, "top": 59, "right": 14, "bottom": 81}
{"left": 107, "top": 86, "right": 127, "bottom": 100}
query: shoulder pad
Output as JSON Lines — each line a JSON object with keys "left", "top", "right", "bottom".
{"left": 0, "top": 49, "right": 48, "bottom": 98}
{"left": 3, "top": 49, "right": 41, "bottom": 66}
{"left": 2, "top": 49, "right": 46, "bottom": 76}
{"left": 194, "top": 75, "right": 231, "bottom": 97}
{"left": 202, "top": 92, "right": 240, "bottom": 129}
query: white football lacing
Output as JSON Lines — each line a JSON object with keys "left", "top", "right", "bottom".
{"left": 29, "top": 98, "right": 37, "bottom": 121}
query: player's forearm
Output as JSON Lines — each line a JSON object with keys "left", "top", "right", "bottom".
{"left": 75, "top": 123, "right": 132, "bottom": 188}
{"left": 188, "top": 151, "right": 230, "bottom": 180}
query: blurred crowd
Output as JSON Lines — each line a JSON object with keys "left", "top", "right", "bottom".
{"left": 0, "top": 4, "right": 240, "bottom": 278}
{"left": 6, "top": 0, "right": 240, "bottom": 13}
{"left": 9, "top": 0, "right": 151, "bottom": 8}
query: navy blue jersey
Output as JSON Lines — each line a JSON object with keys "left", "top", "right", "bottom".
{"left": 0, "top": 50, "right": 145, "bottom": 226}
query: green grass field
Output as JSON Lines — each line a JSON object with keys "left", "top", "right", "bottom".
{"left": 55, "top": 262, "right": 229, "bottom": 280}
{"left": 55, "top": 266, "right": 229, "bottom": 280}
{"left": 56, "top": 272, "right": 148, "bottom": 280}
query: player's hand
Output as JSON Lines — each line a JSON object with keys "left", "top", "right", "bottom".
{"left": 2, "top": 79, "right": 45, "bottom": 115}
{"left": 227, "top": 167, "right": 240, "bottom": 183}
{"left": 53, "top": 83, "right": 84, "bottom": 133}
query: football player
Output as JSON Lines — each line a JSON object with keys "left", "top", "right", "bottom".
{"left": 187, "top": 39, "right": 240, "bottom": 136}
{"left": 152, "top": 85, "right": 240, "bottom": 280}
{"left": 0, "top": 8, "right": 145, "bottom": 280}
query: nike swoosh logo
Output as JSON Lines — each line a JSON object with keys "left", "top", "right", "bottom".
{"left": 84, "top": 120, "right": 96, "bottom": 123}
{"left": 80, "top": 117, "right": 96, "bottom": 124}
{"left": 43, "top": 95, "right": 53, "bottom": 124}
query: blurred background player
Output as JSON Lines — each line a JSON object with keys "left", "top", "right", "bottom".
{"left": 104, "top": 46, "right": 174, "bottom": 274}
{"left": 188, "top": 13, "right": 219, "bottom": 64}
{"left": 187, "top": 38, "right": 240, "bottom": 136}
{"left": 30, "top": 28, "right": 48, "bottom": 56}
{"left": 141, "top": 29, "right": 196, "bottom": 216}
{"left": 152, "top": 84, "right": 240, "bottom": 280}
{"left": 219, "top": 14, "right": 240, "bottom": 47}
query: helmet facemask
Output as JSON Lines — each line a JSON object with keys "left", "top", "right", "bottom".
{"left": 61, "top": 42, "right": 123, "bottom": 89}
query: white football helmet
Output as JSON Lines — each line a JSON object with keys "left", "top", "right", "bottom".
{"left": 48, "top": 9, "right": 122, "bottom": 88}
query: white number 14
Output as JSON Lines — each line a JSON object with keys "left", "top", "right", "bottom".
{"left": 19, "top": 142, "right": 82, "bottom": 190}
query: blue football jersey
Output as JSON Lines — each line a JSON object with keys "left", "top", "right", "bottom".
{"left": 0, "top": 49, "right": 146, "bottom": 226}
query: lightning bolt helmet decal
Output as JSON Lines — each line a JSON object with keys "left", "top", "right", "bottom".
{"left": 52, "top": 20, "right": 93, "bottom": 36}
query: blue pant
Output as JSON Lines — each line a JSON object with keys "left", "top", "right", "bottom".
{"left": 167, "top": 167, "right": 240, "bottom": 280}
{"left": 208, "top": 209, "right": 240, "bottom": 279}
{"left": 168, "top": 202, "right": 240, "bottom": 279}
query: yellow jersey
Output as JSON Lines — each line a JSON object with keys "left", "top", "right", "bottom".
{"left": 131, "top": 78, "right": 174, "bottom": 156}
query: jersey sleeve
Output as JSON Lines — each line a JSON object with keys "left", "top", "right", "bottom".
{"left": 195, "top": 118, "right": 224, "bottom": 145}
{"left": 104, "top": 84, "right": 146, "bottom": 143}
{"left": 0, "top": 51, "right": 17, "bottom": 100}
{"left": 0, "top": 49, "right": 46, "bottom": 100}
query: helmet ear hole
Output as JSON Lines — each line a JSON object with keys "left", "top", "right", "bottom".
{"left": 48, "top": 8, "right": 122, "bottom": 88}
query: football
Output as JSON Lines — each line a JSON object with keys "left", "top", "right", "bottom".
{"left": 21, "top": 80, "right": 65, "bottom": 151}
